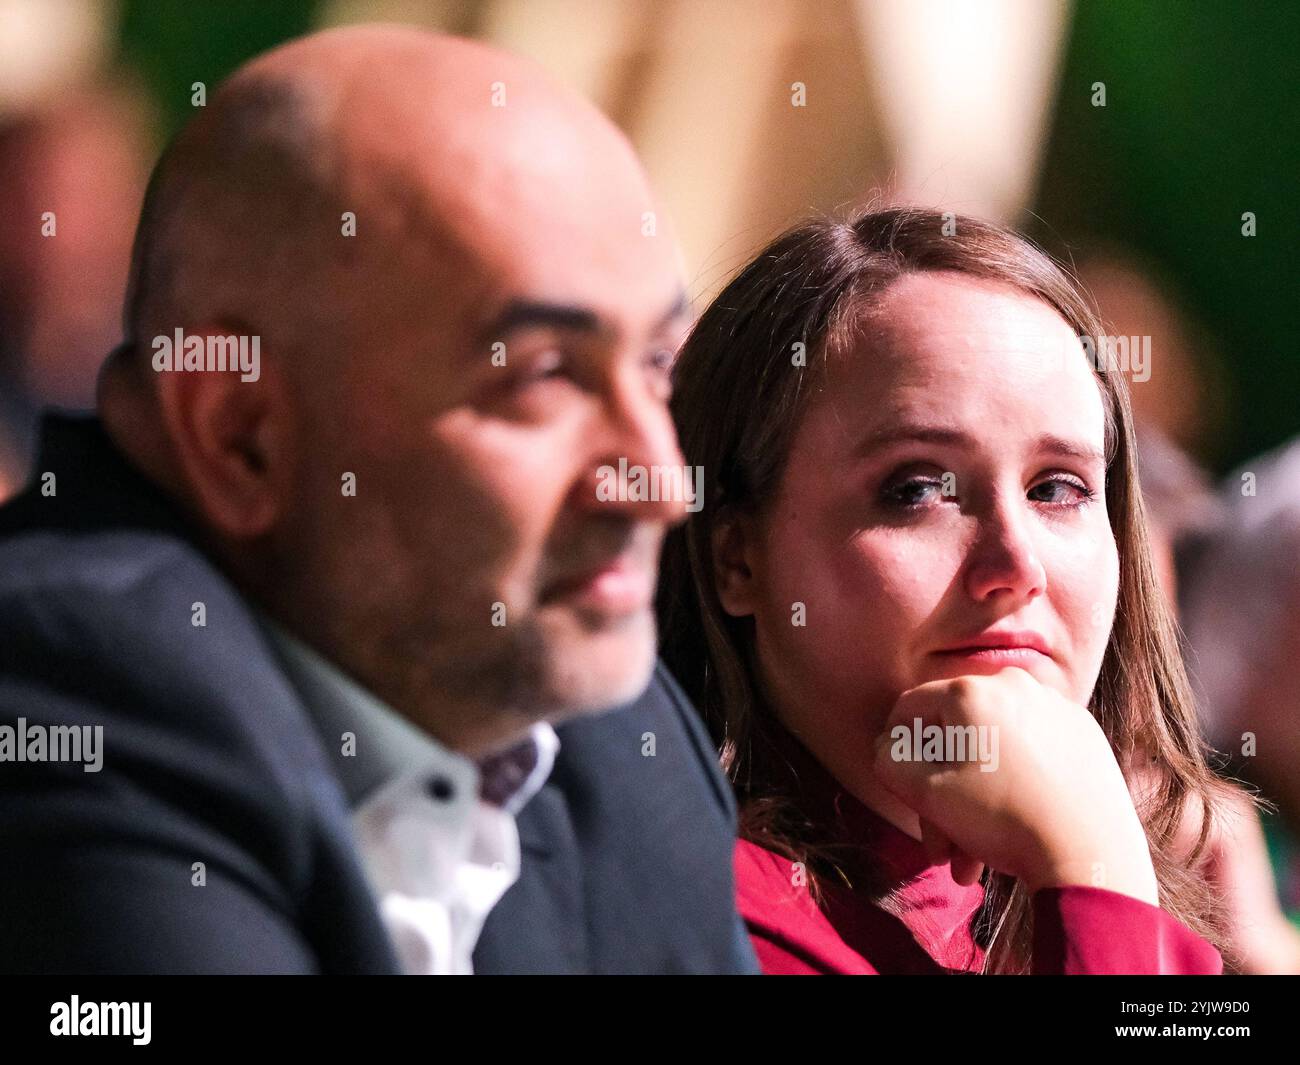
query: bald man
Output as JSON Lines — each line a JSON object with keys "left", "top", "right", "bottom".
{"left": 0, "top": 27, "right": 755, "bottom": 974}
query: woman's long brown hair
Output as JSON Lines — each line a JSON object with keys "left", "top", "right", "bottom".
{"left": 657, "top": 206, "right": 1242, "bottom": 973}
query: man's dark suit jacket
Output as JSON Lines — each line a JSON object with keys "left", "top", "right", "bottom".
{"left": 0, "top": 414, "right": 757, "bottom": 974}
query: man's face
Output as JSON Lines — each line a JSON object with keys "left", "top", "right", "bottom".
{"left": 280, "top": 126, "right": 690, "bottom": 755}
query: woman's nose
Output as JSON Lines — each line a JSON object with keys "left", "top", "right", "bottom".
{"left": 963, "top": 496, "right": 1047, "bottom": 605}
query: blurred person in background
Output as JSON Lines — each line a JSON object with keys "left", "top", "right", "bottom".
{"left": 1077, "top": 254, "right": 1231, "bottom": 466}
{"left": 1135, "top": 424, "right": 1300, "bottom": 973}
{"left": 1178, "top": 435, "right": 1300, "bottom": 969}
{"left": 0, "top": 80, "right": 152, "bottom": 492}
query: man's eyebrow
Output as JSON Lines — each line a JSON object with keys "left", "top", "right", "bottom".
{"left": 475, "top": 290, "right": 688, "bottom": 349}
{"left": 653, "top": 290, "right": 690, "bottom": 332}
{"left": 856, "top": 424, "right": 1104, "bottom": 465}
{"left": 481, "top": 300, "right": 604, "bottom": 341}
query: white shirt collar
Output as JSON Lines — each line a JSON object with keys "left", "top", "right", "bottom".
{"left": 259, "top": 617, "right": 557, "bottom": 814}
{"left": 259, "top": 618, "right": 559, "bottom": 974}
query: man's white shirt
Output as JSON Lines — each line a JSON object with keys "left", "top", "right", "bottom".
{"left": 263, "top": 621, "right": 558, "bottom": 974}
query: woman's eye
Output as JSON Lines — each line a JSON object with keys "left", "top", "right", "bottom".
{"left": 1028, "top": 476, "right": 1095, "bottom": 507}
{"left": 881, "top": 476, "right": 949, "bottom": 508}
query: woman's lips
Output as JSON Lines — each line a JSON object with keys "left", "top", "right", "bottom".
{"left": 930, "top": 631, "right": 1053, "bottom": 666}
{"left": 931, "top": 646, "right": 1050, "bottom": 665}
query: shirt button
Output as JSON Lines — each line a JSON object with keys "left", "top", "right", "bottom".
{"left": 425, "top": 775, "right": 455, "bottom": 802}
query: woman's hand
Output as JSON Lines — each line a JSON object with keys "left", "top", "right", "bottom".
{"left": 873, "top": 667, "right": 1160, "bottom": 906}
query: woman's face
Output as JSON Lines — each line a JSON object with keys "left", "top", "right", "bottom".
{"left": 716, "top": 272, "right": 1120, "bottom": 796}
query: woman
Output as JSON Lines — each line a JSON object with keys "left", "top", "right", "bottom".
{"left": 658, "top": 207, "right": 1242, "bottom": 973}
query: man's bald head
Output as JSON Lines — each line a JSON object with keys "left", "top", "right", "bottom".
{"left": 118, "top": 25, "right": 654, "bottom": 385}
{"left": 102, "top": 26, "right": 689, "bottom": 755}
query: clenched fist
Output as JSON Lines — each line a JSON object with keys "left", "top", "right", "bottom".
{"left": 873, "top": 667, "right": 1159, "bottom": 905}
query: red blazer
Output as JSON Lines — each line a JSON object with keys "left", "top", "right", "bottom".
{"left": 734, "top": 735, "right": 1223, "bottom": 975}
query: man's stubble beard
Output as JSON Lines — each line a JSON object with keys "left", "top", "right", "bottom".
{"left": 271, "top": 507, "right": 660, "bottom": 753}
{"left": 377, "top": 600, "right": 658, "bottom": 756}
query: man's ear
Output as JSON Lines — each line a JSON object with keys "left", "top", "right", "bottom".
{"left": 152, "top": 329, "right": 291, "bottom": 540}
{"left": 711, "top": 507, "right": 759, "bottom": 618}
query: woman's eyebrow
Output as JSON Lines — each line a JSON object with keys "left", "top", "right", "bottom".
{"left": 855, "top": 424, "right": 1104, "bottom": 465}
{"left": 854, "top": 424, "right": 971, "bottom": 457}
{"left": 1034, "top": 433, "right": 1105, "bottom": 465}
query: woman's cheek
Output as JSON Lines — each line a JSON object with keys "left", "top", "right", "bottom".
{"left": 753, "top": 538, "right": 880, "bottom": 686}
{"left": 1049, "top": 532, "right": 1119, "bottom": 699}
{"left": 839, "top": 535, "right": 951, "bottom": 673}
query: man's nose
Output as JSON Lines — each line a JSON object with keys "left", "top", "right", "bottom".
{"left": 578, "top": 377, "right": 690, "bottom": 525}
{"left": 963, "top": 495, "right": 1047, "bottom": 605}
